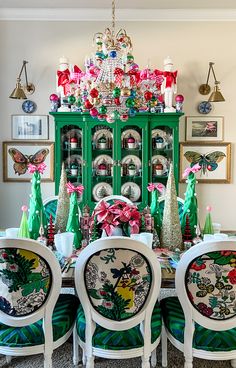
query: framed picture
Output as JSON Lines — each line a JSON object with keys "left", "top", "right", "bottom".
{"left": 185, "top": 116, "right": 224, "bottom": 141}
{"left": 11, "top": 115, "right": 49, "bottom": 140}
{"left": 3, "top": 141, "right": 54, "bottom": 182}
{"left": 179, "top": 142, "right": 231, "bottom": 183}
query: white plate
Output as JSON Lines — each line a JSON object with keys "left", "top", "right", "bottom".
{"left": 121, "top": 155, "right": 142, "bottom": 171}
{"left": 65, "top": 154, "right": 82, "bottom": 167}
{"left": 151, "top": 129, "right": 168, "bottom": 147}
{"left": 92, "top": 182, "right": 113, "bottom": 202}
{"left": 93, "top": 129, "right": 113, "bottom": 145}
{"left": 62, "top": 128, "right": 82, "bottom": 142}
{"left": 152, "top": 155, "right": 168, "bottom": 174}
{"left": 93, "top": 154, "right": 113, "bottom": 169}
{"left": 121, "top": 129, "right": 141, "bottom": 149}
{"left": 121, "top": 182, "right": 141, "bottom": 202}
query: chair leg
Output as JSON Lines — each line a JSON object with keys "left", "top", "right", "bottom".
{"left": 82, "top": 349, "right": 86, "bottom": 365}
{"left": 141, "top": 356, "right": 150, "bottom": 368}
{"left": 73, "top": 326, "right": 80, "bottom": 366}
{"left": 184, "top": 358, "right": 193, "bottom": 368}
{"left": 161, "top": 325, "right": 167, "bottom": 367}
{"left": 6, "top": 356, "right": 12, "bottom": 364}
{"left": 86, "top": 356, "right": 94, "bottom": 368}
{"left": 231, "top": 359, "right": 236, "bottom": 368}
{"left": 151, "top": 349, "right": 156, "bottom": 367}
{"left": 44, "top": 354, "right": 52, "bottom": 368}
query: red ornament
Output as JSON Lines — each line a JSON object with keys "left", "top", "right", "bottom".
{"left": 90, "top": 88, "right": 99, "bottom": 98}
{"left": 84, "top": 99, "right": 93, "bottom": 109}
{"left": 114, "top": 98, "right": 121, "bottom": 106}
{"left": 144, "top": 91, "right": 153, "bottom": 101}
{"left": 70, "top": 137, "right": 78, "bottom": 143}
{"left": 98, "top": 163, "right": 106, "bottom": 170}
{"left": 175, "top": 94, "right": 184, "bottom": 103}
{"left": 47, "top": 214, "right": 55, "bottom": 248}
{"left": 127, "top": 136, "right": 135, "bottom": 143}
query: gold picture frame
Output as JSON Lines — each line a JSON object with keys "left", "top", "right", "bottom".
{"left": 3, "top": 141, "right": 54, "bottom": 182}
{"left": 179, "top": 142, "right": 231, "bottom": 183}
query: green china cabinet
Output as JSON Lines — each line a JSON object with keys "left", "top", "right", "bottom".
{"left": 50, "top": 112, "right": 183, "bottom": 210}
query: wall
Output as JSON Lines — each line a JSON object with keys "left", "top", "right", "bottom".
{"left": 0, "top": 20, "right": 235, "bottom": 230}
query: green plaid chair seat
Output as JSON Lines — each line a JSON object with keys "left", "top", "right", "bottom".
{"left": 76, "top": 299, "right": 162, "bottom": 350}
{"left": 0, "top": 294, "right": 79, "bottom": 348}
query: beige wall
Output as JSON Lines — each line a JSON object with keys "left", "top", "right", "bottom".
{"left": 0, "top": 20, "right": 235, "bottom": 230}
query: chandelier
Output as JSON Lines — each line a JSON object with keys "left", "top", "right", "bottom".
{"left": 52, "top": 1, "right": 181, "bottom": 122}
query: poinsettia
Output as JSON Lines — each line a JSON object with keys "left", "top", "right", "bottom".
{"left": 94, "top": 200, "right": 141, "bottom": 236}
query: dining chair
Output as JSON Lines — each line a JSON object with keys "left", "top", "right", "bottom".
{"left": 161, "top": 240, "right": 236, "bottom": 368}
{"left": 94, "top": 194, "right": 133, "bottom": 210}
{"left": 0, "top": 237, "right": 80, "bottom": 367}
{"left": 73, "top": 236, "right": 162, "bottom": 368}
{"left": 43, "top": 195, "right": 81, "bottom": 223}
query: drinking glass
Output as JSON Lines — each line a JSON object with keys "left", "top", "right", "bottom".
{"left": 5, "top": 228, "right": 19, "bottom": 238}
{"left": 139, "top": 232, "right": 153, "bottom": 248}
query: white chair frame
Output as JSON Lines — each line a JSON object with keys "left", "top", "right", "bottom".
{"left": 94, "top": 195, "right": 133, "bottom": 210}
{"left": 0, "top": 237, "right": 74, "bottom": 368}
{"left": 73, "top": 236, "right": 162, "bottom": 368}
{"left": 162, "top": 240, "right": 236, "bottom": 368}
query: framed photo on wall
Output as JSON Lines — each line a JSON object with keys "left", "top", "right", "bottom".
{"left": 185, "top": 116, "right": 224, "bottom": 142}
{"left": 179, "top": 142, "right": 231, "bottom": 183}
{"left": 11, "top": 115, "right": 49, "bottom": 140}
{"left": 3, "top": 141, "right": 54, "bottom": 182}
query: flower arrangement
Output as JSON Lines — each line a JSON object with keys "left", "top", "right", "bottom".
{"left": 94, "top": 200, "right": 141, "bottom": 236}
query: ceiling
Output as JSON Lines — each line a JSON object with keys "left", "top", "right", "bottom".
{"left": 1, "top": 0, "right": 236, "bottom": 9}
{"left": 1, "top": 0, "right": 236, "bottom": 21}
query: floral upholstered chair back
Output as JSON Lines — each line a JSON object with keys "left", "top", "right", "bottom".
{"left": 0, "top": 238, "right": 61, "bottom": 327}
{"left": 176, "top": 241, "right": 236, "bottom": 330}
{"left": 85, "top": 248, "right": 152, "bottom": 321}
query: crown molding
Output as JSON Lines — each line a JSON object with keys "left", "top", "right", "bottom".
{"left": 1, "top": 8, "right": 236, "bottom": 21}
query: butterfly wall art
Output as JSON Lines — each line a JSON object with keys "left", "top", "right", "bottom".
{"left": 3, "top": 142, "right": 54, "bottom": 182}
{"left": 179, "top": 143, "right": 231, "bottom": 183}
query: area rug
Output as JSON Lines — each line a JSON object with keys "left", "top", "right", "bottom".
{"left": 0, "top": 341, "right": 231, "bottom": 367}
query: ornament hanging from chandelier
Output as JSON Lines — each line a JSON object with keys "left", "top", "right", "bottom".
{"left": 51, "top": 0, "right": 181, "bottom": 123}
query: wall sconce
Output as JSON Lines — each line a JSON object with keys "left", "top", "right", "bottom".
{"left": 9, "top": 60, "right": 35, "bottom": 99}
{"left": 199, "top": 62, "right": 225, "bottom": 102}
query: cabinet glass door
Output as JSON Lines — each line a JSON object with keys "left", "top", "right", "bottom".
{"left": 150, "top": 125, "right": 173, "bottom": 189}
{"left": 88, "top": 124, "right": 114, "bottom": 206}
{"left": 60, "top": 124, "right": 83, "bottom": 187}
{"left": 118, "top": 123, "right": 147, "bottom": 205}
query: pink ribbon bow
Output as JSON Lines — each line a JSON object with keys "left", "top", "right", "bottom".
{"left": 147, "top": 182, "right": 165, "bottom": 193}
{"left": 66, "top": 182, "right": 84, "bottom": 195}
{"left": 27, "top": 163, "right": 47, "bottom": 174}
{"left": 69, "top": 65, "right": 83, "bottom": 85}
{"left": 183, "top": 163, "right": 201, "bottom": 178}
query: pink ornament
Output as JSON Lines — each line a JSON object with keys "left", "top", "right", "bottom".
{"left": 70, "top": 137, "right": 78, "bottom": 143}
{"left": 206, "top": 205, "right": 212, "bottom": 212}
{"left": 49, "top": 93, "right": 59, "bottom": 102}
{"left": 98, "top": 163, "right": 106, "bottom": 170}
{"left": 90, "top": 107, "right": 98, "bottom": 117}
{"left": 175, "top": 94, "right": 184, "bottom": 103}
{"left": 127, "top": 136, "right": 135, "bottom": 143}
{"left": 21, "top": 205, "right": 28, "bottom": 212}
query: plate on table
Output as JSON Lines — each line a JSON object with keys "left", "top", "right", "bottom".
{"left": 121, "top": 155, "right": 142, "bottom": 171}
{"left": 93, "top": 182, "right": 113, "bottom": 202}
{"left": 121, "top": 129, "right": 141, "bottom": 149}
{"left": 93, "top": 129, "right": 113, "bottom": 147}
{"left": 152, "top": 155, "right": 168, "bottom": 175}
{"left": 121, "top": 182, "right": 141, "bottom": 202}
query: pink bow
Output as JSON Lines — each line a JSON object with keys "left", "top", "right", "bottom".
{"left": 147, "top": 182, "right": 165, "bottom": 193}
{"left": 28, "top": 163, "right": 47, "bottom": 174}
{"left": 69, "top": 65, "right": 82, "bottom": 85}
{"left": 66, "top": 182, "right": 84, "bottom": 195}
{"left": 183, "top": 163, "right": 201, "bottom": 178}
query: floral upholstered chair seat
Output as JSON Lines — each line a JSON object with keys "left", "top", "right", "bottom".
{"left": 73, "top": 236, "right": 162, "bottom": 368}
{"left": 161, "top": 241, "right": 236, "bottom": 368}
{"left": 0, "top": 238, "right": 80, "bottom": 368}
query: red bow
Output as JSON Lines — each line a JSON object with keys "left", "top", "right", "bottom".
{"left": 163, "top": 70, "right": 177, "bottom": 88}
{"left": 66, "top": 182, "right": 84, "bottom": 195}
